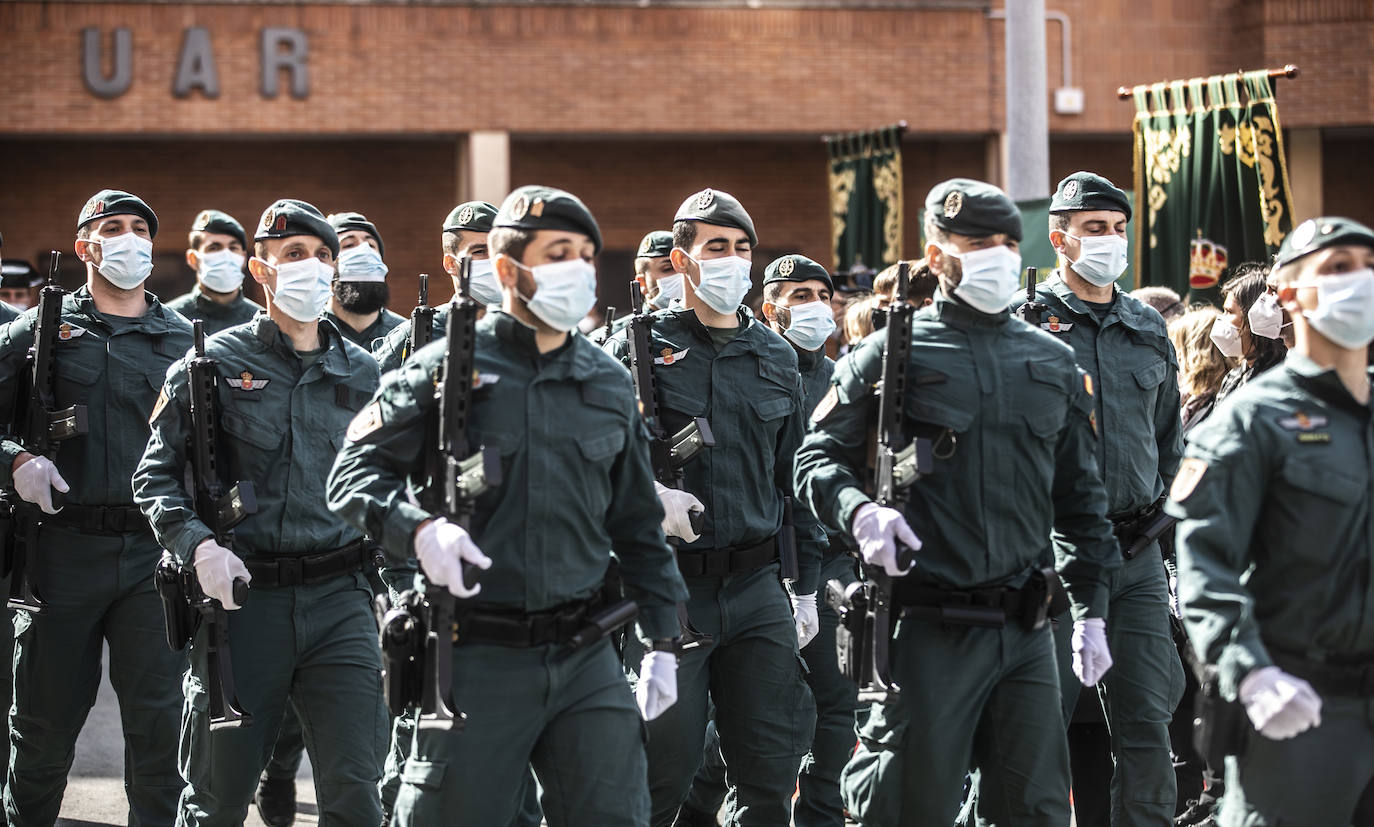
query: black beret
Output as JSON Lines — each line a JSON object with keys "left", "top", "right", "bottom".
{"left": 1277, "top": 216, "right": 1374, "bottom": 269}
{"left": 674, "top": 189, "right": 758, "bottom": 248}
{"left": 636, "top": 231, "right": 674, "bottom": 259}
{"left": 78, "top": 189, "right": 159, "bottom": 239}
{"left": 327, "top": 211, "right": 384, "bottom": 258}
{"left": 494, "top": 186, "right": 603, "bottom": 255}
{"left": 190, "top": 209, "right": 247, "bottom": 249}
{"left": 762, "top": 254, "right": 834, "bottom": 293}
{"left": 443, "top": 201, "right": 498, "bottom": 234}
{"left": 0, "top": 259, "right": 41, "bottom": 289}
{"left": 1050, "top": 171, "right": 1132, "bottom": 220}
{"left": 255, "top": 199, "right": 340, "bottom": 259}
{"left": 924, "top": 179, "right": 1021, "bottom": 242}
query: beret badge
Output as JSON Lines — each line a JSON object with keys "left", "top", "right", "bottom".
{"left": 944, "top": 190, "right": 963, "bottom": 219}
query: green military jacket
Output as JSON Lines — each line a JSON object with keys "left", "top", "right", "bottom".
{"left": 1167, "top": 354, "right": 1374, "bottom": 697}
{"left": 798, "top": 345, "right": 836, "bottom": 418}
{"left": 794, "top": 292, "right": 1119, "bottom": 618}
{"left": 0, "top": 301, "right": 21, "bottom": 326}
{"left": 372, "top": 305, "right": 451, "bottom": 374}
{"left": 0, "top": 286, "right": 193, "bottom": 507}
{"left": 1019, "top": 273, "right": 1183, "bottom": 515}
{"left": 134, "top": 314, "right": 378, "bottom": 562}
{"left": 327, "top": 310, "right": 688, "bottom": 640}
{"left": 604, "top": 305, "right": 827, "bottom": 595}
{"left": 166, "top": 286, "right": 263, "bottom": 336}
{"left": 323, "top": 307, "right": 406, "bottom": 352}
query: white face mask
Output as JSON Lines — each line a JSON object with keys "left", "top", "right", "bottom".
{"left": 259, "top": 257, "right": 334, "bottom": 322}
{"left": 515, "top": 258, "right": 598, "bottom": 333}
{"left": 336, "top": 243, "right": 388, "bottom": 282}
{"left": 1064, "top": 233, "right": 1129, "bottom": 287}
{"left": 652, "top": 273, "right": 685, "bottom": 308}
{"left": 1291, "top": 269, "right": 1374, "bottom": 350}
{"left": 779, "top": 299, "right": 837, "bottom": 352}
{"left": 686, "top": 253, "right": 752, "bottom": 315}
{"left": 196, "top": 249, "right": 246, "bottom": 294}
{"left": 1209, "top": 316, "right": 1244, "bottom": 358}
{"left": 88, "top": 232, "right": 154, "bottom": 289}
{"left": 1246, "top": 292, "right": 1288, "bottom": 340}
{"left": 463, "top": 259, "right": 502, "bottom": 306}
{"left": 944, "top": 244, "right": 1022, "bottom": 314}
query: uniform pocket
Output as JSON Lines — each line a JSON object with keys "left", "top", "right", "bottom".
{"left": 1024, "top": 408, "right": 1063, "bottom": 438}
{"left": 841, "top": 701, "right": 907, "bottom": 826}
{"left": 1279, "top": 456, "right": 1361, "bottom": 504}
{"left": 578, "top": 430, "right": 625, "bottom": 462}
{"left": 1133, "top": 360, "right": 1168, "bottom": 390}
{"left": 750, "top": 394, "right": 792, "bottom": 422}
{"left": 55, "top": 357, "right": 100, "bottom": 406}
{"left": 396, "top": 759, "right": 449, "bottom": 823}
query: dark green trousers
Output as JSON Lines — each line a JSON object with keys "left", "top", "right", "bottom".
{"left": 842, "top": 613, "right": 1071, "bottom": 825}
{"left": 4, "top": 522, "right": 184, "bottom": 827}
{"left": 176, "top": 571, "right": 387, "bottom": 827}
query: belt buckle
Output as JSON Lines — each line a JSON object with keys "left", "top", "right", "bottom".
{"left": 528, "top": 614, "right": 555, "bottom": 646}
{"left": 279, "top": 556, "right": 303, "bottom": 585}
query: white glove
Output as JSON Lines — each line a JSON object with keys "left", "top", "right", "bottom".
{"left": 791, "top": 591, "right": 820, "bottom": 648}
{"left": 635, "top": 649, "right": 679, "bottom": 721}
{"left": 1240, "top": 666, "right": 1323, "bottom": 740}
{"left": 850, "top": 502, "right": 920, "bottom": 577}
{"left": 1071, "top": 618, "right": 1114, "bottom": 686}
{"left": 193, "top": 538, "right": 251, "bottom": 611}
{"left": 1168, "top": 574, "right": 1182, "bottom": 620}
{"left": 13, "top": 455, "right": 69, "bottom": 515}
{"left": 654, "top": 481, "right": 704, "bottom": 543}
{"left": 414, "top": 517, "right": 492, "bottom": 599}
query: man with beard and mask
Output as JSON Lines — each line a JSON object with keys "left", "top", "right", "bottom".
{"left": 372, "top": 200, "right": 499, "bottom": 373}
{"left": 327, "top": 185, "right": 686, "bottom": 826}
{"left": 1020, "top": 172, "right": 1185, "bottom": 827}
{"left": 794, "top": 178, "right": 1121, "bottom": 824}
{"left": 1167, "top": 217, "right": 1374, "bottom": 825}
{"left": 322, "top": 212, "right": 405, "bottom": 350}
{"left": 0, "top": 189, "right": 193, "bottom": 825}
{"left": 677, "top": 253, "right": 847, "bottom": 827}
{"left": 0, "top": 258, "right": 42, "bottom": 320}
{"left": 604, "top": 189, "right": 824, "bottom": 827}
{"left": 167, "top": 210, "right": 263, "bottom": 335}
{"left": 590, "top": 230, "right": 681, "bottom": 345}
{"left": 135, "top": 198, "right": 385, "bottom": 827}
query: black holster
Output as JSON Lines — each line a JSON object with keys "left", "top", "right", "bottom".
{"left": 154, "top": 552, "right": 198, "bottom": 652}
{"left": 827, "top": 578, "right": 868, "bottom": 685}
{"left": 1193, "top": 665, "right": 1249, "bottom": 767}
{"left": 377, "top": 590, "right": 427, "bottom": 718}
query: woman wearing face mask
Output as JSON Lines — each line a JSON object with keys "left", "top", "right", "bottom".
{"left": 1169, "top": 306, "right": 1237, "bottom": 432}
{"left": 1211, "top": 265, "right": 1288, "bottom": 405}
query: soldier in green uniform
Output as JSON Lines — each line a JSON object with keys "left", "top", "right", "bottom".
{"left": 0, "top": 257, "right": 42, "bottom": 316}
{"left": 134, "top": 198, "right": 386, "bottom": 827}
{"left": 322, "top": 211, "right": 406, "bottom": 350}
{"left": 795, "top": 179, "right": 1121, "bottom": 825}
{"left": 372, "top": 201, "right": 498, "bottom": 373}
{"left": 327, "top": 185, "right": 688, "bottom": 826}
{"left": 1167, "top": 217, "right": 1374, "bottom": 826}
{"left": 166, "top": 210, "right": 263, "bottom": 335}
{"left": 591, "top": 230, "right": 679, "bottom": 345}
{"left": 604, "top": 189, "right": 824, "bottom": 827}
{"left": 0, "top": 189, "right": 192, "bottom": 826}
{"left": 1028, "top": 172, "right": 1185, "bottom": 824}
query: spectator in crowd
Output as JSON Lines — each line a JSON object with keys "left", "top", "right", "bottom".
{"left": 1169, "top": 306, "right": 1236, "bottom": 432}
{"left": 1131, "top": 285, "right": 1185, "bottom": 322}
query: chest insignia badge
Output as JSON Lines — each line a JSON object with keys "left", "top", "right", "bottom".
{"left": 472, "top": 371, "right": 500, "bottom": 389}
{"left": 226, "top": 371, "right": 270, "bottom": 391}
{"left": 1041, "top": 316, "right": 1073, "bottom": 333}
{"left": 1277, "top": 411, "right": 1328, "bottom": 432}
{"left": 654, "top": 347, "right": 689, "bottom": 366}
{"left": 57, "top": 323, "right": 87, "bottom": 341}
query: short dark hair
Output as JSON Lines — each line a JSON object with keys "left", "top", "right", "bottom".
{"left": 763, "top": 281, "right": 784, "bottom": 303}
{"left": 488, "top": 227, "right": 535, "bottom": 262}
{"left": 1048, "top": 212, "right": 1072, "bottom": 233}
{"left": 634, "top": 257, "right": 652, "bottom": 277}
{"left": 253, "top": 241, "right": 268, "bottom": 260}
{"left": 672, "top": 221, "right": 697, "bottom": 253}
{"left": 442, "top": 230, "right": 462, "bottom": 258}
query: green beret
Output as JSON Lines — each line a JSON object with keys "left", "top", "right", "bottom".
{"left": 78, "top": 189, "right": 159, "bottom": 239}
{"left": 636, "top": 231, "right": 674, "bottom": 259}
{"left": 190, "top": 209, "right": 246, "bottom": 249}
{"left": 924, "top": 179, "right": 1020, "bottom": 242}
{"left": 674, "top": 189, "right": 758, "bottom": 248}
{"left": 1277, "top": 216, "right": 1374, "bottom": 269}
{"left": 254, "top": 199, "right": 340, "bottom": 259}
{"left": 327, "top": 211, "right": 384, "bottom": 258}
{"left": 443, "top": 201, "right": 498, "bottom": 234}
{"left": 494, "top": 186, "right": 603, "bottom": 255}
{"left": 762, "top": 254, "right": 834, "bottom": 293}
{"left": 1050, "top": 171, "right": 1131, "bottom": 220}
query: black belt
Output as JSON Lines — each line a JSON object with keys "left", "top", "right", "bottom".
{"left": 1269, "top": 646, "right": 1374, "bottom": 698}
{"left": 896, "top": 583, "right": 1029, "bottom": 628}
{"left": 241, "top": 539, "right": 371, "bottom": 588}
{"left": 454, "top": 596, "right": 600, "bottom": 648}
{"left": 1108, "top": 499, "right": 1164, "bottom": 555}
{"left": 676, "top": 537, "right": 777, "bottom": 578}
{"left": 50, "top": 504, "right": 147, "bottom": 534}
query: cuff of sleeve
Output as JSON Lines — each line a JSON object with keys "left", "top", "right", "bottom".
{"left": 1066, "top": 584, "right": 1109, "bottom": 622}
{"left": 0, "top": 440, "right": 23, "bottom": 487}
{"left": 795, "top": 548, "right": 821, "bottom": 596}
{"left": 835, "top": 486, "right": 872, "bottom": 536}
{"left": 383, "top": 501, "right": 432, "bottom": 566}
{"left": 169, "top": 522, "right": 215, "bottom": 566}
{"left": 637, "top": 605, "right": 680, "bottom": 642}
{"left": 1219, "top": 633, "right": 1273, "bottom": 700}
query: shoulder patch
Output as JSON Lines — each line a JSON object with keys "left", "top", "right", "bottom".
{"left": 1169, "top": 457, "right": 1208, "bottom": 503}
{"left": 811, "top": 386, "right": 840, "bottom": 423}
{"left": 346, "top": 400, "right": 384, "bottom": 442}
{"left": 149, "top": 388, "right": 170, "bottom": 423}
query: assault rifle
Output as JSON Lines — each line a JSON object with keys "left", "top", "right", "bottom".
{"left": 828, "top": 261, "right": 932, "bottom": 702}
{"left": 407, "top": 273, "right": 435, "bottom": 360}
{"left": 1015, "top": 266, "right": 1049, "bottom": 327}
{"left": 8, "top": 252, "right": 88, "bottom": 612}
{"left": 625, "top": 283, "right": 715, "bottom": 650}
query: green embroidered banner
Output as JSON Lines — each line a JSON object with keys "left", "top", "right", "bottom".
{"left": 1132, "top": 71, "right": 1296, "bottom": 303}
{"left": 826, "top": 124, "right": 904, "bottom": 273}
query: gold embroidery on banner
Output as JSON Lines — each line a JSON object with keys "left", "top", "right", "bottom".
{"left": 829, "top": 166, "right": 856, "bottom": 266}
{"left": 873, "top": 154, "right": 903, "bottom": 265}
{"left": 1140, "top": 123, "right": 1192, "bottom": 249}
{"left": 1218, "top": 114, "right": 1286, "bottom": 248}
